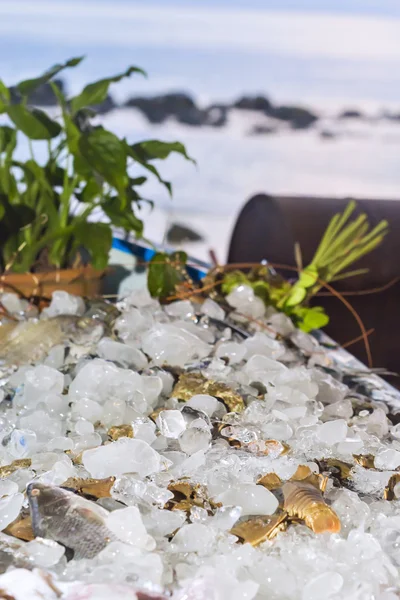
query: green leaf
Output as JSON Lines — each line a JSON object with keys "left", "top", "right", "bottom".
{"left": 17, "top": 57, "right": 84, "bottom": 96}
{"left": 72, "top": 222, "right": 112, "bottom": 270}
{"left": 221, "top": 270, "right": 250, "bottom": 295}
{"left": 126, "top": 142, "right": 173, "bottom": 196}
{"left": 80, "top": 178, "right": 102, "bottom": 204}
{"left": 147, "top": 251, "right": 188, "bottom": 299}
{"left": 285, "top": 285, "right": 307, "bottom": 307}
{"left": 102, "top": 196, "right": 143, "bottom": 235}
{"left": 7, "top": 105, "right": 62, "bottom": 139}
{"left": 294, "top": 306, "right": 330, "bottom": 333}
{"left": 252, "top": 280, "right": 270, "bottom": 303}
{"left": 70, "top": 66, "right": 146, "bottom": 114}
{"left": 298, "top": 266, "right": 318, "bottom": 289}
{"left": 0, "top": 79, "right": 10, "bottom": 114}
{"left": 0, "top": 126, "right": 15, "bottom": 153}
{"left": 79, "top": 128, "right": 127, "bottom": 193}
{"left": 131, "top": 140, "right": 195, "bottom": 163}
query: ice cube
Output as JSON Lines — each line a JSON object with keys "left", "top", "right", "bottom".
{"left": 71, "top": 398, "right": 103, "bottom": 423}
{"left": 302, "top": 572, "right": 343, "bottom": 600}
{"left": 186, "top": 394, "right": 221, "bottom": 417}
{"left": 216, "top": 342, "right": 246, "bottom": 365}
{"left": 209, "top": 505, "right": 242, "bottom": 531}
{"left": 244, "top": 332, "right": 285, "bottom": 360}
{"left": 143, "top": 507, "right": 186, "bottom": 537}
{"left": 114, "top": 307, "right": 153, "bottom": 341}
{"left": 25, "top": 537, "right": 65, "bottom": 567}
{"left": 374, "top": 448, "right": 400, "bottom": 470}
{"left": 97, "top": 338, "right": 148, "bottom": 369}
{"left": 74, "top": 418, "right": 94, "bottom": 435}
{"left": 245, "top": 355, "right": 287, "bottom": 384}
{"left": 41, "top": 291, "right": 85, "bottom": 318}
{"left": 0, "top": 480, "right": 18, "bottom": 496}
{"left": 317, "top": 419, "right": 348, "bottom": 445}
{"left": 106, "top": 506, "right": 155, "bottom": 549}
{"left": 156, "top": 410, "right": 186, "bottom": 438}
{"left": 323, "top": 398, "right": 353, "bottom": 420}
{"left": 142, "top": 324, "right": 210, "bottom": 367}
{"left": 179, "top": 428, "right": 211, "bottom": 454}
{"left": 141, "top": 375, "right": 163, "bottom": 407}
{"left": 6, "top": 429, "right": 37, "bottom": 458}
{"left": 226, "top": 285, "right": 255, "bottom": 309}
{"left": 165, "top": 300, "right": 194, "bottom": 320}
{"left": 0, "top": 493, "right": 24, "bottom": 529}
{"left": 82, "top": 437, "right": 162, "bottom": 478}
{"left": 216, "top": 484, "right": 279, "bottom": 516}
{"left": 200, "top": 298, "right": 225, "bottom": 321}
{"left": 170, "top": 523, "right": 216, "bottom": 553}
{"left": 132, "top": 419, "right": 157, "bottom": 445}
{"left": 44, "top": 345, "right": 66, "bottom": 370}
{"left": 23, "top": 365, "right": 64, "bottom": 408}
{"left": 0, "top": 292, "right": 28, "bottom": 316}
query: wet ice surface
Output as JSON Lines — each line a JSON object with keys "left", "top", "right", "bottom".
{"left": 0, "top": 290, "right": 400, "bottom": 599}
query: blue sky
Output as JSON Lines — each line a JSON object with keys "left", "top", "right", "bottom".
{"left": 0, "top": 1, "right": 399, "bottom": 108}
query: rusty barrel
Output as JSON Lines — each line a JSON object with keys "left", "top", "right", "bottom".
{"left": 228, "top": 194, "right": 400, "bottom": 375}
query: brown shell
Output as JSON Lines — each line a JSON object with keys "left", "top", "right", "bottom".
{"left": 171, "top": 372, "right": 245, "bottom": 413}
{"left": 282, "top": 481, "right": 341, "bottom": 534}
{"left": 108, "top": 424, "right": 133, "bottom": 441}
{"left": 3, "top": 513, "right": 34, "bottom": 541}
{"left": 384, "top": 473, "right": 400, "bottom": 501}
{"left": 61, "top": 476, "right": 116, "bottom": 499}
{"left": 231, "top": 512, "right": 288, "bottom": 546}
{"left": 0, "top": 458, "right": 32, "bottom": 478}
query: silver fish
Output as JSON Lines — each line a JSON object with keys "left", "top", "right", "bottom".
{"left": 0, "top": 315, "right": 103, "bottom": 366}
{"left": 27, "top": 483, "right": 116, "bottom": 559}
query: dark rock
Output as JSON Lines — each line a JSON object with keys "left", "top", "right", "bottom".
{"left": 248, "top": 124, "right": 277, "bottom": 136}
{"left": 125, "top": 93, "right": 207, "bottom": 126}
{"left": 9, "top": 78, "right": 65, "bottom": 106}
{"left": 269, "top": 105, "right": 318, "bottom": 129}
{"left": 92, "top": 94, "right": 116, "bottom": 115}
{"left": 205, "top": 104, "right": 229, "bottom": 127}
{"left": 320, "top": 130, "right": 337, "bottom": 140}
{"left": 382, "top": 111, "right": 400, "bottom": 122}
{"left": 339, "top": 109, "right": 363, "bottom": 119}
{"left": 166, "top": 223, "right": 204, "bottom": 244}
{"left": 233, "top": 95, "right": 272, "bottom": 112}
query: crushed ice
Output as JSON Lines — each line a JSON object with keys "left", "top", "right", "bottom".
{"left": 0, "top": 289, "right": 399, "bottom": 599}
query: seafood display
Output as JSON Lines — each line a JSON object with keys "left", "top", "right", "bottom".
{"left": 0, "top": 288, "right": 400, "bottom": 599}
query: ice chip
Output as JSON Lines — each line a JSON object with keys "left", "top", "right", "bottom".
{"left": 374, "top": 448, "right": 400, "bottom": 471}
{"left": 226, "top": 285, "right": 254, "bottom": 308}
{"left": 106, "top": 506, "right": 155, "bottom": 549}
{"left": 317, "top": 419, "right": 348, "bottom": 445}
{"left": 216, "top": 342, "right": 246, "bottom": 364}
{"left": 165, "top": 300, "right": 194, "bottom": 320}
{"left": 200, "top": 298, "right": 225, "bottom": 321}
{"left": 179, "top": 428, "right": 211, "bottom": 454}
{"left": 42, "top": 291, "right": 85, "bottom": 318}
{"left": 302, "top": 572, "right": 343, "bottom": 600}
{"left": 216, "top": 484, "right": 279, "bottom": 516}
{"left": 83, "top": 438, "right": 162, "bottom": 478}
{"left": 157, "top": 410, "right": 186, "bottom": 438}
{"left": 210, "top": 505, "right": 242, "bottom": 530}
{"left": 23, "top": 365, "right": 64, "bottom": 408}
{"left": 244, "top": 332, "right": 285, "bottom": 360}
{"left": 25, "top": 537, "right": 65, "bottom": 567}
{"left": 170, "top": 523, "right": 216, "bottom": 553}
{"left": 97, "top": 337, "right": 148, "bottom": 369}
{"left": 0, "top": 492, "right": 24, "bottom": 529}
{"left": 186, "top": 394, "right": 221, "bottom": 417}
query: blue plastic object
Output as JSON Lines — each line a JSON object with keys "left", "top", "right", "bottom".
{"left": 111, "top": 237, "right": 209, "bottom": 282}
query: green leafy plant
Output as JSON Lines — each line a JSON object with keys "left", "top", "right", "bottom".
{"left": 148, "top": 202, "right": 388, "bottom": 333}
{"left": 0, "top": 57, "right": 193, "bottom": 273}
